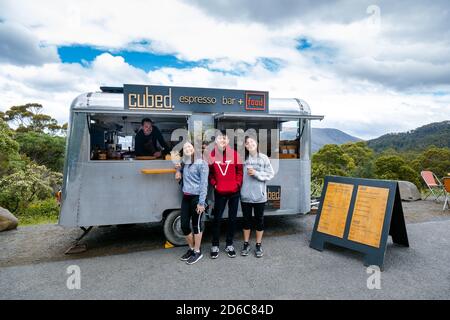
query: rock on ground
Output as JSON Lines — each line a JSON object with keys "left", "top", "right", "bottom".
{"left": 398, "top": 180, "right": 422, "bottom": 201}
{"left": 0, "top": 207, "right": 19, "bottom": 232}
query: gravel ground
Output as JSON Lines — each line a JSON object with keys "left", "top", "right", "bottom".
{"left": 1, "top": 198, "right": 448, "bottom": 268}
{"left": 0, "top": 199, "right": 449, "bottom": 299}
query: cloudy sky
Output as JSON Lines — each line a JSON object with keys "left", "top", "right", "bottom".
{"left": 0, "top": 0, "right": 449, "bottom": 139}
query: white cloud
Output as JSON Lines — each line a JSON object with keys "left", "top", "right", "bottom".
{"left": 89, "top": 53, "right": 149, "bottom": 86}
{"left": 0, "top": 53, "right": 149, "bottom": 124}
{"left": 0, "top": 0, "right": 449, "bottom": 139}
{"left": 0, "top": 21, "right": 59, "bottom": 66}
{"left": 2, "top": 0, "right": 449, "bottom": 90}
{"left": 2, "top": 51, "right": 448, "bottom": 139}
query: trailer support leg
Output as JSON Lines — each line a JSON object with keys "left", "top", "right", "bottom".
{"left": 77, "top": 226, "right": 93, "bottom": 241}
{"left": 65, "top": 226, "right": 93, "bottom": 254}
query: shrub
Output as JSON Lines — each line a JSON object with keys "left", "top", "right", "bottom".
{"left": 0, "top": 162, "right": 62, "bottom": 213}
{"left": 15, "top": 131, "right": 66, "bottom": 172}
{"left": 374, "top": 155, "right": 421, "bottom": 187}
{"left": 411, "top": 146, "right": 450, "bottom": 185}
{"left": 17, "top": 198, "right": 60, "bottom": 225}
{"left": 0, "top": 119, "right": 22, "bottom": 177}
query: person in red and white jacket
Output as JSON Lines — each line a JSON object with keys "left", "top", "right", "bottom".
{"left": 208, "top": 130, "right": 243, "bottom": 259}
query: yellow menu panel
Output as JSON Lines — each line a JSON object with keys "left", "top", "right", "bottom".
{"left": 317, "top": 182, "right": 354, "bottom": 238}
{"left": 348, "top": 186, "right": 389, "bottom": 248}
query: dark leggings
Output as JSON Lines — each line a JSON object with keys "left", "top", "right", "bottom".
{"left": 212, "top": 191, "right": 240, "bottom": 246}
{"left": 181, "top": 195, "right": 203, "bottom": 235}
{"left": 241, "top": 202, "right": 266, "bottom": 231}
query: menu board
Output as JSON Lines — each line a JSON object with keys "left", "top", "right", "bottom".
{"left": 317, "top": 182, "right": 354, "bottom": 238}
{"left": 348, "top": 186, "right": 389, "bottom": 248}
{"left": 310, "top": 176, "right": 409, "bottom": 269}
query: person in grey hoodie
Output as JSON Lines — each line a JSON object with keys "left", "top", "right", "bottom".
{"left": 175, "top": 141, "right": 209, "bottom": 265}
{"left": 240, "top": 136, "right": 275, "bottom": 258}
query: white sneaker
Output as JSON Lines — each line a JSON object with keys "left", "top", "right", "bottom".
{"left": 210, "top": 246, "right": 219, "bottom": 259}
{"left": 225, "top": 245, "right": 236, "bottom": 258}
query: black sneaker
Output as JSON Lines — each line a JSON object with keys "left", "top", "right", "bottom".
{"left": 180, "top": 248, "right": 194, "bottom": 261}
{"left": 186, "top": 251, "right": 203, "bottom": 265}
{"left": 225, "top": 245, "right": 236, "bottom": 258}
{"left": 255, "top": 244, "right": 263, "bottom": 258}
{"left": 210, "top": 246, "right": 219, "bottom": 259}
{"left": 241, "top": 242, "right": 251, "bottom": 256}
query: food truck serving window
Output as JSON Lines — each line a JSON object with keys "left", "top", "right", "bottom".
{"left": 215, "top": 114, "right": 304, "bottom": 159}
{"left": 87, "top": 113, "right": 188, "bottom": 161}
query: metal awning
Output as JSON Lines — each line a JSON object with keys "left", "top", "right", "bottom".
{"left": 214, "top": 112, "right": 324, "bottom": 121}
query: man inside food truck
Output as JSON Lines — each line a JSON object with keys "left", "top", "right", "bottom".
{"left": 135, "top": 118, "right": 171, "bottom": 158}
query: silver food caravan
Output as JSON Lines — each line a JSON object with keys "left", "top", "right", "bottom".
{"left": 59, "top": 84, "right": 324, "bottom": 245}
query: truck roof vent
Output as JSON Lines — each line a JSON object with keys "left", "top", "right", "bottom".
{"left": 100, "top": 86, "right": 123, "bottom": 93}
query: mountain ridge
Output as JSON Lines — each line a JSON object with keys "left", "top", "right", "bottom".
{"left": 311, "top": 128, "right": 361, "bottom": 152}
{"left": 367, "top": 120, "right": 450, "bottom": 152}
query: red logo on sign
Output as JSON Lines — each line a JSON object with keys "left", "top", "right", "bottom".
{"left": 245, "top": 92, "right": 266, "bottom": 111}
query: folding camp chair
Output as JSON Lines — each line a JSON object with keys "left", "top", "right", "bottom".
{"left": 421, "top": 171, "right": 445, "bottom": 201}
{"left": 443, "top": 177, "right": 450, "bottom": 210}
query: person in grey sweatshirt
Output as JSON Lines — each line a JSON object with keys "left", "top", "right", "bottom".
{"left": 175, "top": 141, "right": 209, "bottom": 265}
{"left": 240, "top": 136, "right": 275, "bottom": 258}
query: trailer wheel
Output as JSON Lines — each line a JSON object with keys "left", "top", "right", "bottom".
{"left": 163, "top": 210, "right": 185, "bottom": 246}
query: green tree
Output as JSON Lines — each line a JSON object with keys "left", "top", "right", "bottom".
{"left": 312, "top": 144, "right": 355, "bottom": 184}
{"left": 0, "top": 119, "right": 22, "bottom": 177}
{"left": 1, "top": 104, "right": 66, "bottom": 224}
{"left": 367, "top": 121, "right": 450, "bottom": 152}
{"left": 374, "top": 155, "right": 420, "bottom": 187}
{"left": 378, "top": 147, "right": 400, "bottom": 157}
{"left": 341, "top": 141, "right": 375, "bottom": 178}
{"left": 28, "top": 113, "right": 59, "bottom": 133}
{"left": 15, "top": 131, "right": 66, "bottom": 172}
{"left": 4, "top": 104, "right": 37, "bottom": 129}
{"left": 60, "top": 122, "right": 68, "bottom": 136}
{"left": 0, "top": 162, "right": 62, "bottom": 213}
{"left": 3, "top": 103, "right": 65, "bottom": 135}
{"left": 411, "top": 146, "right": 450, "bottom": 183}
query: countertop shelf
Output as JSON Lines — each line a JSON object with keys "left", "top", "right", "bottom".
{"left": 141, "top": 168, "right": 177, "bottom": 174}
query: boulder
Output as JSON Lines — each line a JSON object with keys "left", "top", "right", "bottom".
{"left": 0, "top": 207, "right": 19, "bottom": 231}
{"left": 398, "top": 181, "right": 422, "bottom": 201}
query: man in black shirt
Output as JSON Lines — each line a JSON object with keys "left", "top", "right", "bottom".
{"left": 135, "top": 118, "right": 170, "bottom": 157}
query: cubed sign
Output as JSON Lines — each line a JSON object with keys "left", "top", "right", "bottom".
{"left": 124, "top": 84, "right": 269, "bottom": 113}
